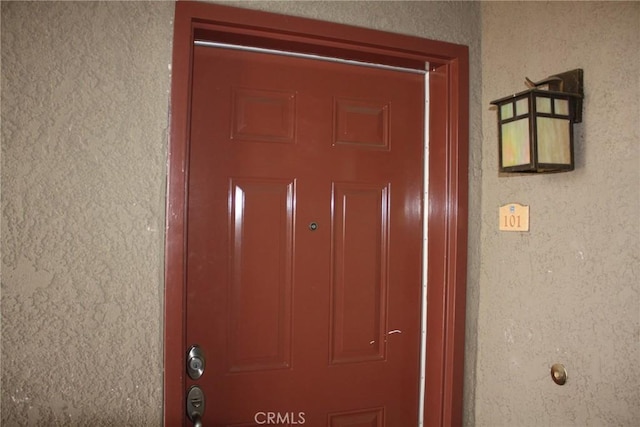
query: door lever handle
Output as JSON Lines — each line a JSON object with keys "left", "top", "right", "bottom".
{"left": 187, "top": 386, "right": 205, "bottom": 426}
{"left": 190, "top": 412, "right": 203, "bottom": 427}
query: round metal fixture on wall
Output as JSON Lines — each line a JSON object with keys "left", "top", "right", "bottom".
{"left": 550, "top": 363, "right": 568, "bottom": 385}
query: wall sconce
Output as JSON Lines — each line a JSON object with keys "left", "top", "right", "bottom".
{"left": 491, "top": 69, "right": 583, "bottom": 173}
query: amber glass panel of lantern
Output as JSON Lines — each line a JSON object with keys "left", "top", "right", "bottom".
{"left": 500, "top": 103, "right": 513, "bottom": 120}
{"left": 555, "top": 99, "right": 569, "bottom": 116}
{"left": 515, "top": 98, "right": 528, "bottom": 116}
{"left": 536, "top": 96, "right": 552, "bottom": 114}
{"left": 501, "top": 118, "right": 530, "bottom": 167}
{"left": 537, "top": 117, "right": 571, "bottom": 164}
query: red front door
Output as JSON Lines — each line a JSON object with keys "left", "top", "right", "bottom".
{"left": 186, "top": 44, "right": 424, "bottom": 425}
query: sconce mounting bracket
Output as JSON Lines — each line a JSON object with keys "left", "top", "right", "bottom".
{"left": 525, "top": 69, "right": 583, "bottom": 123}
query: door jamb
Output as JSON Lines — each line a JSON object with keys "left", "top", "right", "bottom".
{"left": 165, "top": 2, "right": 469, "bottom": 426}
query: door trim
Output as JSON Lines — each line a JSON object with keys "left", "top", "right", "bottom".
{"left": 165, "top": 2, "right": 469, "bottom": 426}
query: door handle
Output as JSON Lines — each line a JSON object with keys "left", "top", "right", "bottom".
{"left": 190, "top": 412, "right": 203, "bottom": 427}
{"left": 187, "top": 385, "right": 205, "bottom": 426}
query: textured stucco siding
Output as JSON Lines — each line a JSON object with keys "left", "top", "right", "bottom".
{"left": 478, "top": 2, "right": 640, "bottom": 426}
{"left": 1, "top": 1, "right": 173, "bottom": 425}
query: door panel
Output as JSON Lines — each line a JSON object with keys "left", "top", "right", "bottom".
{"left": 228, "top": 178, "right": 294, "bottom": 373}
{"left": 330, "top": 182, "right": 389, "bottom": 365}
{"left": 187, "top": 45, "right": 424, "bottom": 425}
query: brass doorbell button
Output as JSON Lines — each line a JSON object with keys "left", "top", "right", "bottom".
{"left": 550, "top": 363, "right": 567, "bottom": 385}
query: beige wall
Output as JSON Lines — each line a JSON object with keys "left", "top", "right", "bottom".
{"left": 1, "top": 1, "right": 173, "bottom": 424}
{"left": 1, "top": 0, "right": 637, "bottom": 426}
{"left": 478, "top": 1, "right": 640, "bottom": 426}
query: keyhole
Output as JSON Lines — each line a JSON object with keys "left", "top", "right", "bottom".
{"left": 309, "top": 222, "right": 318, "bottom": 231}
{"left": 190, "top": 358, "right": 202, "bottom": 371}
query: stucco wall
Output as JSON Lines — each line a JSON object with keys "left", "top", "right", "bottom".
{"left": 1, "top": 1, "right": 482, "bottom": 425}
{"left": 477, "top": 2, "right": 640, "bottom": 426}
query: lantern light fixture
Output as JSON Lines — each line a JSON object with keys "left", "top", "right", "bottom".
{"left": 491, "top": 69, "right": 583, "bottom": 174}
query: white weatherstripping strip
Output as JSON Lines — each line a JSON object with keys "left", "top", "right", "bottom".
{"left": 418, "top": 70, "right": 430, "bottom": 427}
{"left": 194, "top": 40, "right": 427, "bottom": 75}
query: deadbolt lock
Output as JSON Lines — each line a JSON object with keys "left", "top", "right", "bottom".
{"left": 187, "top": 345, "right": 206, "bottom": 380}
